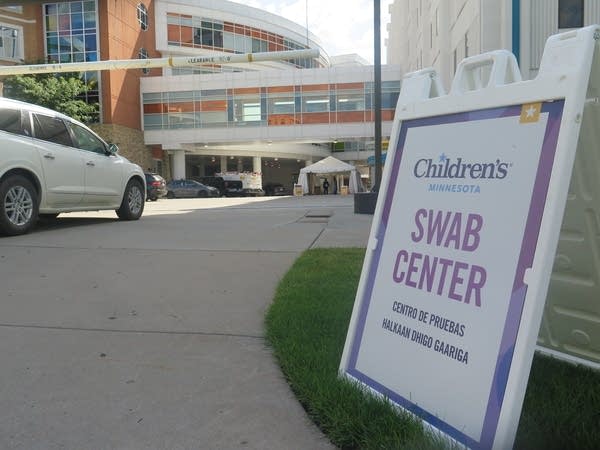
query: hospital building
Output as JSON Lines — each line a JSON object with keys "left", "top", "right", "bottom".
{"left": 0, "top": 0, "right": 402, "bottom": 192}
{"left": 3, "top": 0, "right": 594, "bottom": 190}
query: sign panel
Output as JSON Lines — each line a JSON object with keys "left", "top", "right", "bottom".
{"left": 343, "top": 101, "right": 564, "bottom": 448}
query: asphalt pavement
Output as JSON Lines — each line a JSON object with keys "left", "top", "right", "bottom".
{"left": 0, "top": 195, "right": 373, "bottom": 450}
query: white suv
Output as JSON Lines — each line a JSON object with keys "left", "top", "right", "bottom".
{"left": 0, "top": 97, "right": 145, "bottom": 236}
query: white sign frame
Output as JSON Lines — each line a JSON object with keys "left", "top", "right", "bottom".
{"left": 340, "top": 26, "right": 599, "bottom": 450}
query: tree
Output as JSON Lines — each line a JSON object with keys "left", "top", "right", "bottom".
{"left": 2, "top": 72, "right": 99, "bottom": 123}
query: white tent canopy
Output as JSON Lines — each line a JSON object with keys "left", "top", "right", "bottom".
{"left": 297, "top": 156, "right": 364, "bottom": 194}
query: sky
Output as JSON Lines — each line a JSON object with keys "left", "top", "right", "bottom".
{"left": 237, "top": 0, "right": 395, "bottom": 64}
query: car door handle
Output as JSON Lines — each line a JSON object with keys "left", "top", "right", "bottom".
{"left": 43, "top": 153, "right": 55, "bottom": 160}
{"left": 86, "top": 161, "right": 95, "bottom": 167}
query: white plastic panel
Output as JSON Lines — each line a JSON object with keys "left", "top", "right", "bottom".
{"left": 538, "top": 45, "right": 600, "bottom": 366}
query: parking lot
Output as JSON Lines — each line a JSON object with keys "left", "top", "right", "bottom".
{"left": 0, "top": 195, "right": 372, "bottom": 450}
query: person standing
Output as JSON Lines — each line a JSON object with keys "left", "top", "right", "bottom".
{"left": 322, "top": 179, "right": 330, "bottom": 195}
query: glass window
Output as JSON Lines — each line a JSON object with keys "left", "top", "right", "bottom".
{"left": 559, "top": 0, "right": 583, "bottom": 28}
{"left": 252, "top": 38, "right": 261, "bottom": 53}
{"left": 268, "top": 96, "right": 295, "bottom": 114}
{"left": 200, "top": 89, "right": 225, "bottom": 97}
{"left": 46, "top": 14, "right": 57, "bottom": 32}
{"left": 198, "top": 111, "right": 227, "bottom": 126}
{"left": 71, "top": 34, "right": 84, "bottom": 52}
{"left": 84, "top": 33, "right": 96, "bottom": 51}
{"left": 143, "top": 93, "right": 162, "bottom": 103}
{"left": 233, "top": 98, "right": 261, "bottom": 122}
{"left": 223, "top": 31, "right": 234, "bottom": 51}
{"left": 83, "top": 11, "right": 95, "bottom": 28}
{"left": 166, "top": 91, "right": 194, "bottom": 102}
{"left": 44, "top": 2, "right": 99, "bottom": 116}
{"left": 139, "top": 47, "right": 149, "bottom": 74}
{"left": 214, "top": 29, "right": 223, "bottom": 48}
{"left": 201, "top": 27, "right": 213, "bottom": 46}
{"left": 32, "top": 114, "right": 72, "bottom": 147}
{"left": 1, "top": 6, "right": 23, "bottom": 14}
{"left": 143, "top": 114, "right": 164, "bottom": 130}
{"left": 71, "top": 12, "right": 84, "bottom": 31}
{"left": 67, "top": 122, "right": 106, "bottom": 154}
{"left": 381, "top": 92, "right": 400, "bottom": 109}
{"left": 381, "top": 81, "right": 401, "bottom": 109}
{"left": 0, "top": 25, "right": 22, "bottom": 59}
{"left": 235, "top": 35, "right": 251, "bottom": 53}
{"left": 59, "top": 36, "right": 72, "bottom": 52}
{"left": 0, "top": 109, "right": 29, "bottom": 136}
{"left": 303, "top": 93, "right": 329, "bottom": 113}
{"left": 137, "top": 3, "right": 148, "bottom": 31}
{"left": 168, "top": 113, "right": 195, "bottom": 129}
{"left": 336, "top": 91, "right": 364, "bottom": 111}
{"left": 59, "top": 13, "right": 71, "bottom": 32}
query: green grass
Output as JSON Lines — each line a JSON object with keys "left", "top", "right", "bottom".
{"left": 265, "top": 248, "right": 600, "bottom": 450}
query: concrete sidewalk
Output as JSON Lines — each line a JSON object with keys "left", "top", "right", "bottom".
{"left": 0, "top": 195, "right": 373, "bottom": 450}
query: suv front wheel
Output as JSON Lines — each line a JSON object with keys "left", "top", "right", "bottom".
{"left": 116, "top": 179, "right": 145, "bottom": 220}
{"left": 0, "top": 175, "right": 39, "bottom": 236}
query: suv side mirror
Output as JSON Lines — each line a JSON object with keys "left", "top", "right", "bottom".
{"left": 107, "top": 143, "right": 119, "bottom": 155}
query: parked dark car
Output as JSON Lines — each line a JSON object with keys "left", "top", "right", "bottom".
{"left": 192, "top": 176, "right": 225, "bottom": 196}
{"left": 223, "top": 180, "right": 245, "bottom": 197}
{"left": 264, "top": 182, "right": 291, "bottom": 196}
{"left": 145, "top": 172, "right": 167, "bottom": 201}
{"left": 243, "top": 186, "right": 265, "bottom": 197}
{"left": 166, "top": 179, "right": 220, "bottom": 198}
{"left": 190, "top": 176, "right": 249, "bottom": 197}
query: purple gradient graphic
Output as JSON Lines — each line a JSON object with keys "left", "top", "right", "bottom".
{"left": 345, "top": 101, "right": 565, "bottom": 449}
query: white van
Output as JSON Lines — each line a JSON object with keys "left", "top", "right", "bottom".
{"left": 0, "top": 97, "right": 145, "bottom": 235}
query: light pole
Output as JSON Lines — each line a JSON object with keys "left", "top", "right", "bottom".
{"left": 373, "top": 0, "right": 382, "bottom": 192}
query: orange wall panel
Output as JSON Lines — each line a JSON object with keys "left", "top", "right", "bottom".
{"left": 233, "top": 87, "right": 260, "bottom": 95}
{"left": 143, "top": 104, "right": 164, "bottom": 114}
{"left": 268, "top": 114, "right": 298, "bottom": 125}
{"left": 167, "top": 24, "right": 180, "bottom": 42}
{"left": 168, "top": 102, "right": 195, "bottom": 112}
{"left": 200, "top": 100, "right": 227, "bottom": 111}
{"left": 382, "top": 110, "right": 395, "bottom": 121}
{"left": 302, "top": 84, "right": 329, "bottom": 92}
{"left": 301, "top": 113, "right": 330, "bottom": 124}
{"left": 181, "top": 26, "right": 193, "bottom": 46}
{"left": 335, "top": 82, "right": 365, "bottom": 90}
{"left": 267, "top": 85, "right": 295, "bottom": 93}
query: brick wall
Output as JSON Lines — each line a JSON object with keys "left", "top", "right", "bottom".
{"left": 99, "top": 0, "right": 159, "bottom": 129}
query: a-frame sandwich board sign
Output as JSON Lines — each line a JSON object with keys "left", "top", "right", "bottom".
{"left": 340, "top": 25, "right": 600, "bottom": 450}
